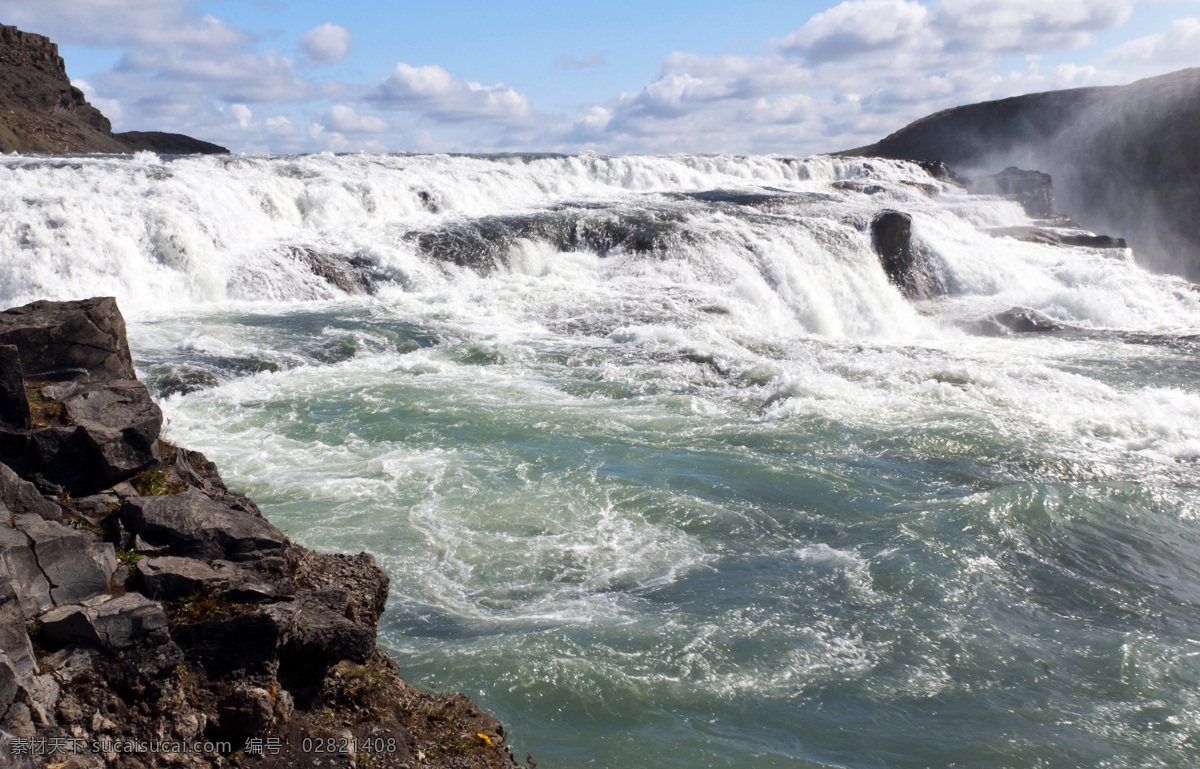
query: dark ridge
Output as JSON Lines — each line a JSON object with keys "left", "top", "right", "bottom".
{"left": 0, "top": 24, "right": 227, "bottom": 155}
{"left": 115, "top": 131, "right": 229, "bottom": 155}
{"left": 411, "top": 209, "right": 690, "bottom": 271}
{"left": 844, "top": 68, "right": 1200, "bottom": 279}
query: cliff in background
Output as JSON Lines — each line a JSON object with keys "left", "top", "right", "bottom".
{"left": 0, "top": 298, "right": 518, "bottom": 769}
{"left": 846, "top": 68, "right": 1200, "bottom": 280}
{"left": 0, "top": 25, "right": 227, "bottom": 155}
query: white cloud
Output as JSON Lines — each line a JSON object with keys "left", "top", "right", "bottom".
{"left": 0, "top": 1, "right": 253, "bottom": 50}
{"left": 372, "top": 63, "right": 532, "bottom": 123}
{"left": 230, "top": 103, "right": 252, "bottom": 128}
{"left": 1104, "top": 17, "right": 1200, "bottom": 69}
{"left": 322, "top": 105, "right": 388, "bottom": 133}
{"left": 300, "top": 23, "right": 353, "bottom": 65}
{"left": 779, "top": 0, "right": 929, "bottom": 62}
{"left": 932, "top": 0, "right": 1136, "bottom": 55}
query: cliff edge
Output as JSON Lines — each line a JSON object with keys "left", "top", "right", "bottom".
{"left": 0, "top": 297, "right": 518, "bottom": 769}
{"left": 845, "top": 68, "right": 1200, "bottom": 279}
{"left": 0, "top": 25, "right": 228, "bottom": 155}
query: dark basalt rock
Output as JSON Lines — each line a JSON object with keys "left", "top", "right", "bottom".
{"left": 871, "top": 210, "right": 916, "bottom": 293}
{"left": 40, "top": 379, "right": 163, "bottom": 484}
{"left": 0, "top": 347, "right": 29, "bottom": 431}
{"left": 112, "top": 487, "right": 287, "bottom": 562}
{"left": 971, "top": 307, "right": 1065, "bottom": 336}
{"left": 967, "top": 167, "right": 1056, "bottom": 218}
{"left": 114, "top": 131, "right": 229, "bottom": 155}
{"left": 171, "top": 610, "right": 282, "bottom": 676}
{"left": 42, "top": 593, "right": 168, "bottom": 650}
{"left": 0, "top": 522, "right": 54, "bottom": 617}
{"left": 986, "top": 227, "right": 1127, "bottom": 249}
{"left": 0, "top": 463, "right": 62, "bottom": 522}
{"left": 0, "top": 295, "right": 519, "bottom": 768}
{"left": 0, "top": 297, "right": 136, "bottom": 382}
{"left": 15, "top": 515, "right": 116, "bottom": 605}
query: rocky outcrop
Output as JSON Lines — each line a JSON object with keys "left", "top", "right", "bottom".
{"left": 0, "top": 25, "right": 228, "bottom": 155}
{"left": 966, "top": 167, "right": 1056, "bottom": 218}
{"left": 0, "top": 297, "right": 518, "bottom": 769}
{"left": 845, "top": 67, "right": 1200, "bottom": 279}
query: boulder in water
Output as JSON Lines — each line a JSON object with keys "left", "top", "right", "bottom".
{"left": 871, "top": 210, "right": 917, "bottom": 294}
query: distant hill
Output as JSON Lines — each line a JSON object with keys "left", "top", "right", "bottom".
{"left": 846, "top": 69, "right": 1200, "bottom": 279}
{"left": 0, "top": 24, "right": 228, "bottom": 155}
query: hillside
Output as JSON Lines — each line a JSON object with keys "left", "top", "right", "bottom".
{"left": 0, "top": 24, "right": 227, "bottom": 155}
{"left": 847, "top": 68, "right": 1200, "bottom": 279}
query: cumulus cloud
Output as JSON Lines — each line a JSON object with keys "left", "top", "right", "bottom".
{"left": 779, "top": 0, "right": 929, "bottom": 63}
{"left": 322, "top": 105, "right": 388, "bottom": 133}
{"left": 371, "top": 63, "right": 533, "bottom": 123}
{"left": 932, "top": 0, "right": 1135, "bottom": 54}
{"left": 0, "top": 0, "right": 253, "bottom": 50}
{"left": 1104, "top": 17, "right": 1200, "bottom": 70}
{"left": 300, "top": 23, "right": 353, "bottom": 65}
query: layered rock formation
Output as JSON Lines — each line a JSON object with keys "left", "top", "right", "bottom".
{"left": 0, "top": 25, "right": 227, "bottom": 155}
{"left": 845, "top": 68, "right": 1200, "bottom": 279}
{"left": 0, "top": 298, "right": 517, "bottom": 768}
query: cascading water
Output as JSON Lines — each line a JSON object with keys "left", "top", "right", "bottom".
{"left": 3, "top": 151, "right": 1200, "bottom": 768}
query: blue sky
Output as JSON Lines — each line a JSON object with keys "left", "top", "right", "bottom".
{"left": 2, "top": 0, "right": 1199, "bottom": 154}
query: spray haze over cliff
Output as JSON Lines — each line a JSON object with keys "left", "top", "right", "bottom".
{"left": 850, "top": 68, "right": 1200, "bottom": 280}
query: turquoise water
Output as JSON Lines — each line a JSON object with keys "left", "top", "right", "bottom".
{"left": 5, "top": 152, "right": 1200, "bottom": 767}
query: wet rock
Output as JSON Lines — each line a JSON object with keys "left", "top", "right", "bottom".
{"left": 972, "top": 307, "right": 1064, "bottom": 336}
{"left": 0, "top": 297, "right": 136, "bottom": 383}
{"left": 0, "top": 345, "right": 29, "bottom": 431}
{"left": 15, "top": 515, "right": 115, "bottom": 605}
{"left": 986, "top": 226, "right": 1127, "bottom": 249}
{"left": 0, "top": 462, "right": 63, "bottom": 522}
{"left": 113, "top": 488, "right": 287, "bottom": 562}
{"left": 871, "top": 210, "right": 917, "bottom": 293}
{"left": 967, "top": 167, "right": 1055, "bottom": 218}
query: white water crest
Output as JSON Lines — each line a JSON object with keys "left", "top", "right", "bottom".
{"left": 5, "top": 151, "right": 1200, "bottom": 768}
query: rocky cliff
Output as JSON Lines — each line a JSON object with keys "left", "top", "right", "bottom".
{"left": 0, "top": 25, "right": 227, "bottom": 155}
{"left": 0, "top": 298, "right": 518, "bottom": 769}
{"left": 846, "top": 68, "right": 1200, "bottom": 279}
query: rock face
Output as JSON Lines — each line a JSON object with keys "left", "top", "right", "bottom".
{"left": 0, "top": 297, "right": 518, "bottom": 768}
{"left": 966, "top": 167, "right": 1056, "bottom": 218}
{"left": 846, "top": 67, "right": 1200, "bottom": 279}
{"left": 0, "top": 24, "right": 228, "bottom": 155}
